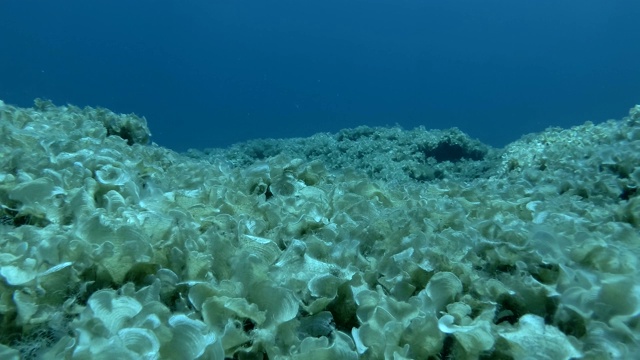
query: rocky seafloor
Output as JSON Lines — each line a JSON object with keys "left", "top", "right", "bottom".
{"left": 0, "top": 99, "right": 639, "bottom": 359}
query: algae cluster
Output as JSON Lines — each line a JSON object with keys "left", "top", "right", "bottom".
{"left": 0, "top": 99, "right": 639, "bottom": 359}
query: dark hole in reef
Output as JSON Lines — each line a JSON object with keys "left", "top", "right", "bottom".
{"left": 438, "top": 334, "right": 455, "bottom": 359}
{"left": 2, "top": 206, "right": 50, "bottom": 227}
{"left": 242, "top": 318, "right": 256, "bottom": 333}
{"left": 106, "top": 127, "right": 135, "bottom": 146}
{"left": 488, "top": 263, "right": 517, "bottom": 276}
{"left": 494, "top": 294, "right": 526, "bottom": 325}
{"left": 77, "top": 265, "right": 117, "bottom": 306}
{"left": 529, "top": 263, "right": 560, "bottom": 285}
{"left": 555, "top": 308, "right": 587, "bottom": 339}
{"left": 620, "top": 185, "right": 638, "bottom": 200}
{"left": 423, "top": 140, "right": 484, "bottom": 163}
{"left": 264, "top": 185, "right": 274, "bottom": 200}
{"left": 543, "top": 296, "right": 560, "bottom": 324}
{"left": 326, "top": 284, "right": 359, "bottom": 334}
{"left": 123, "top": 263, "right": 161, "bottom": 288}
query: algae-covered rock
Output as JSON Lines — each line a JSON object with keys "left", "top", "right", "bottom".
{"left": 1, "top": 99, "right": 639, "bottom": 359}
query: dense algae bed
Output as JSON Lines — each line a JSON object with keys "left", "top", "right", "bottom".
{"left": 0, "top": 99, "right": 639, "bottom": 359}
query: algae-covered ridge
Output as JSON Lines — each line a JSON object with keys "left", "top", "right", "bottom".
{"left": 0, "top": 98, "right": 639, "bottom": 359}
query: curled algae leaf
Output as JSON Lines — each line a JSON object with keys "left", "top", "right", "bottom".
{"left": 438, "top": 314, "right": 467, "bottom": 334}
{"left": 0, "top": 263, "right": 37, "bottom": 286}
{"left": 241, "top": 235, "right": 281, "bottom": 265}
{"left": 103, "top": 190, "right": 127, "bottom": 213}
{"left": 308, "top": 273, "right": 341, "bottom": 298}
{"left": 117, "top": 328, "right": 160, "bottom": 359}
{"left": 498, "top": 314, "right": 582, "bottom": 360}
{"left": 438, "top": 314, "right": 494, "bottom": 355}
{"left": 95, "top": 164, "right": 131, "bottom": 186}
{"left": 426, "top": 272, "right": 463, "bottom": 311}
{"left": 0, "top": 344, "right": 19, "bottom": 360}
{"left": 87, "top": 290, "right": 143, "bottom": 334}
{"left": 293, "top": 331, "right": 358, "bottom": 360}
{"left": 269, "top": 172, "right": 299, "bottom": 197}
{"left": 165, "top": 314, "right": 222, "bottom": 359}
{"left": 8, "top": 178, "right": 55, "bottom": 206}
{"left": 13, "top": 290, "right": 38, "bottom": 324}
{"left": 249, "top": 282, "right": 299, "bottom": 326}
{"left": 223, "top": 297, "right": 267, "bottom": 325}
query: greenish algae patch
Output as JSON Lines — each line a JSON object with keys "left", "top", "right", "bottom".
{"left": 0, "top": 98, "right": 639, "bottom": 359}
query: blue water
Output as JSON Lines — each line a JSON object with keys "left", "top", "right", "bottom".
{"left": 2, "top": 0, "right": 639, "bottom": 152}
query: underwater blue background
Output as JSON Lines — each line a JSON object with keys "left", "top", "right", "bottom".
{"left": 2, "top": 0, "right": 640, "bottom": 152}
